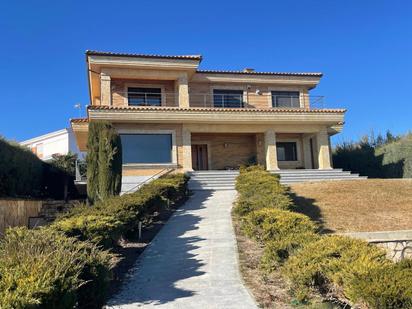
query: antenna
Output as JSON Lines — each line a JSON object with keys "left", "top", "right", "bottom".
{"left": 74, "top": 103, "right": 82, "bottom": 118}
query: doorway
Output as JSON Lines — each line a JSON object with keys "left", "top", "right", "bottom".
{"left": 192, "top": 144, "right": 209, "bottom": 170}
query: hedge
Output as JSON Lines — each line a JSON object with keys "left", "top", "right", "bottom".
{"left": 52, "top": 173, "right": 188, "bottom": 248}
{"left": 234, "top": 165, "right": 292, "bottom": 215}
{"left": 0, "top": 137, "right": 77, "bottom": 199}
{"left": 0, "top": 173, "right": 189, "bottom": 308}
{"left": 235, "top": 166, "right": 412, "bottom": 308}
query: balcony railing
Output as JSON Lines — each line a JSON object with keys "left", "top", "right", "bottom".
{"left": 116, "top": 91, "right": 325, "bottom": 109}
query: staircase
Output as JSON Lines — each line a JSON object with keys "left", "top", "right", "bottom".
{"left": 188, "top": 169, "right": 366, "bottom": 191}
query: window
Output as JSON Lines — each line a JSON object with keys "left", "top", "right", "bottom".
{"left": 120, "top": 134, "right": 172, "bottom": 164}
{"left": 276, "top": 142, "right": 297, "bottom": 161}
{"left": 271, "top": 91, "right": 300, "bottom": 108}
{"left": 127, "top": 87, "right": 162, "bottom": 106}
{"left": 213, "top": 89, "right": 244, "bottom": 108}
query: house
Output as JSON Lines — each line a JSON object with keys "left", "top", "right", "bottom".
{"left": 71, "top": 50, "right": 345, "bottom": 179}
{"left": 21, "top": 128, "right": 85, "bottom": 161}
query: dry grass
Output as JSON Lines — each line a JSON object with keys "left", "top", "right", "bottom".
{"left": 289, "top": 179, "right": 412, "bottom": 233}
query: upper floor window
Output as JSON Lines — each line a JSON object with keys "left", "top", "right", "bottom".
{"left": 271, "top": 91, "right": 300, "bottom": 108}
{"left": 213, "top": 89, "right": 244, "bottom": 108}
{"left": 276, "top": 142, "right": 297, "bottom": 161}
{"left": 128, "top": 87, "right": 162, "bottom": 106}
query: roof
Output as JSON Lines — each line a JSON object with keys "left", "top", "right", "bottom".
{"left": 20, "top": 128, "right": 70, "bottom": 145}
{"left": 196, "top": 69, "right": 322, "bottom": 77}
{"left": 88, "top": 105, "right": 345, "bottom": 114}
{"left": 70, "top": 118, "right": 88, "bottom": 124}
{"left": 86, "top": 50, "right": 202, "bottom": 61}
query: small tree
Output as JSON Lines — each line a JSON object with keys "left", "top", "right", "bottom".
{"left": 87, "top": 121, "right": 122, "bottom": 204}
{"left": 50, "top": 152, "right": 77, "bottom": 201}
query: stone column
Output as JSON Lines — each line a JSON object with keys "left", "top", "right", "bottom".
{"left": 302, "top": 134, "right": 312, "bottom": 169}
{"left": 264, "top": 129, "right": 279, "bottom": 170}
{"left": 182, "top": 127, "right": 192, "bottom": 171}
{"left": 177, "top": 74, "right": 190, "bottom": 108}
{"left": 316, "top": 128, "right": 332, "bottom": 169}
{"left": 100, "top": 73, "right": 112, "bottom": 106}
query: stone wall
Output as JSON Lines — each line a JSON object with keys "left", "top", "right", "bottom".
{"left": 342, "top": 230, "right": 412, "bottom": 261}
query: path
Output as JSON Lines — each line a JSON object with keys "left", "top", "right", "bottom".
{"left": 107, "top": 190, "right": 257, "bottom": 309}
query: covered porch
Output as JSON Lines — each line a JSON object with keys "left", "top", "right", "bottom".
{"left": 182, "top": 125, "right": 334, "bottom": 171}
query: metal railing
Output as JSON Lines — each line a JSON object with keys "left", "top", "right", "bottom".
{"left": 75, "top": 160, "right": 87, "bottom": 183}
{"left": 123, "top": 168, "right": 174, "bottom": 195}
{"left": 115, "top": 91, "right": 325, "bottom": 109}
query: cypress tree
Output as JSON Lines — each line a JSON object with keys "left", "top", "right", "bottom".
{"left": 86, "top": 121, "right": 101, "bottom": 204}
{"left": 98, "top": 122, "right": 122, "bottom": 200}
{"left": 87, "top": 121, "right": 122, "bottom": 204}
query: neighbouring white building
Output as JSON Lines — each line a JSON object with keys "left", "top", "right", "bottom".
{"left": 20, "top": 128, "right": 85, "bottom": 161}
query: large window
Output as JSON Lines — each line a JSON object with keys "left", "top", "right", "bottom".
{"left": 276, "top": 142, "right": 297, "bottom": 161}
{"left": 127, "top": 87, "right": 162, "bottom": 106}
{"left": 213, "top": 89, "right": 244, "bottom": 108}
{"left": 120, "top": 134, "right": 172, "bottom": 164}
{"left": 271, "top": 91, "right": 300, "bottom": 108}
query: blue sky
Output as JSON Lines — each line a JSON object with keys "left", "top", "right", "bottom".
{"left": 1, "top": 0, "right": 411, "bottom": 144}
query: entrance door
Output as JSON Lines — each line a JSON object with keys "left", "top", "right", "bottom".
{"left": 192, "top": 144, "right": 208, "bottom": 170}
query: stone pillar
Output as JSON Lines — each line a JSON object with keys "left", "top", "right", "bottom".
{"left": 182, "top": 127, "right": 192, "bottom": 171}
{"left": 264, "top": 129, "right": 279, "bottom": 170}
{"left": 100, "top": 73, "right": 112, "bottom": 106}
{"left": 177, "top": 74, "right": 190, "bottom": 108}
{"left": 316, "top": 128, "right": 332, "bottom": 169}
{"left": 302, "top": 134, "right": 312, "bottom": 169}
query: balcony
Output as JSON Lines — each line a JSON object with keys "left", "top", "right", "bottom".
{"left": 120, "top": 90, "right": 325, "bottom": 109}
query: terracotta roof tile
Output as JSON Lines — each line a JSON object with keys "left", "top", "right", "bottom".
{"left": 88, "top": 105, "right": 345, "bottom": 114}
{"left": 86, "top": 50, "right": 202, "bottom": 61}
{"left": 196, "top": 69, "right": 322, "bottom": 77}
{"left": 70, "top": 118, "right": 88, "bottom": 123}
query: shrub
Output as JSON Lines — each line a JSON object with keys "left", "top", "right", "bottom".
{"left": 52, "top": 173, "right": 188, "bottom": 247}
{"left": 87, "top": 121, "right": 122, "bottom": 203}
{"left": 242, "top": 208, "right": 318, "bottom": 271}
{"left": 0, "top": 227, "right": 114, "bottom": 309}
{"left": 348, "top": 258, "right": 412, "bottom": 309}
{"left": 282, "top": 235, "right": 389, "bottom": 303}
{"left": 235, "top": 168, "right": 292, "bottom": 215}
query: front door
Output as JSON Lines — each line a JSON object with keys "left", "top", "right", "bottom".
{"left": 192, "top": 144, "right": 208, "bottom": 170}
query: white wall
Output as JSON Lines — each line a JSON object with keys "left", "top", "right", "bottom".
{"left": 21, "top": 128, "right": 85, "bottom": 161}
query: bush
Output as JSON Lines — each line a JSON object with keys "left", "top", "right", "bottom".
{"left": 87, "top": 121, "right": 122, "bottom": 204}
{"left": 235, "top": 168, "right": 292, "bottom": 215}
{"left": 242, "top": 208, "right": 319, "bottom": 271}
{"left": 348, "top": 258, "right": 412, "bottom": 309}
{"left": 282, "top": 235, "right": 389, "bottom": 303}
{"left": 0, "top": 227, "right": 114, "bottom": 309}
{"left": 52, "top": 173, "right": 189, "bottom": 247}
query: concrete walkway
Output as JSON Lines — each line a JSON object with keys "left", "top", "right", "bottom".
{"left": 107, "top": 190, "right": 257, "bottom": 309}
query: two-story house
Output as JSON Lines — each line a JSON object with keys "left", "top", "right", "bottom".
{"left": 71, "top": 51, "right": 345, "bottom": 180}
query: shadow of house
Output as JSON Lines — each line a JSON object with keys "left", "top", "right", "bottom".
{"left": 108, "top": 191, "right": 212, "bottom": 306}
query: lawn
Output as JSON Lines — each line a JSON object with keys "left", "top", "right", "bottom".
{"left": 289, "top": 179, "right": 412, "bottom": 233}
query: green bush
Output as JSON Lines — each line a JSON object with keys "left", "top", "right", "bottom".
{"left": 282, "top": 235, "right": 389, "bottom": 303}
{"left": 0, "top": 227, "right": 114, "bottom": 309}
{"left": 235, "top": 168, "right": 291, "bottom": 215}
{"left": 0, "top": 137, "right": 75, "bottom": 199}
{"left": 52, "top": 173, "right": 189, "bottom": 247}
{"left": 242, "top": 208, "right": 318, "bottom": 271}
{"left": 87, "top": 121, "right": 122, "bottom": 204}
{"left": 348, "top": 258, "right": 412, "bottom": 309}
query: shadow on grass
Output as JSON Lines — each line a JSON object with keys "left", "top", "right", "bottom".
{"left": 287, "top": 190, "right": 335, "bottom": 234}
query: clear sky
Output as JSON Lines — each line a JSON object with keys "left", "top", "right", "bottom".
{"left": 1, "top": 0, "right": 411, "bottom": 144}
